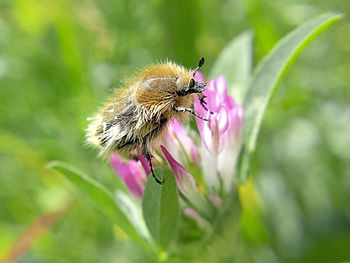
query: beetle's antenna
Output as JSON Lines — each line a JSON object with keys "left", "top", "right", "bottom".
{"left": 193, "top": 57, "right": 205, "bottom": 77}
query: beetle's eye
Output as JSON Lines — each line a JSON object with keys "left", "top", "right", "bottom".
{"left": 189, "top": 79, "right": 195, "bottom": 88}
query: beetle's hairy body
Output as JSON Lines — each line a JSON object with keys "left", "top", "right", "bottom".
{"left": 87, "top": 62, "right": 196, "bottom": 156}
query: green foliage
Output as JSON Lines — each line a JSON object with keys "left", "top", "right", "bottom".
{"left": 238, "top": 12, "right": 343, "bottom": 183}
{"left": 48, "top": 161, "right": 147, "bottom": 248}
{"left": 209, "top": 30, "right": 253, "bottom": 104}
{"left": 142, "top": 168, "right": 180, "bottom": 249}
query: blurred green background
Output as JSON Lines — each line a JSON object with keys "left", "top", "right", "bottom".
{"left": 0, "top": 0, "right": 349, "bottom": 262}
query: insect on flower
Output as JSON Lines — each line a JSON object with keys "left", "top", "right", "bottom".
{"left": 87, "top": 57, "right": 208, "bottom": 184}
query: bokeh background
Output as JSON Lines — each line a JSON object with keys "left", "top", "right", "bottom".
{"left": 0, "top": 0, "right": 349, "bottom": 262}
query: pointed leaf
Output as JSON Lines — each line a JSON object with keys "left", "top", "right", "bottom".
{"left": 239, "top": 12, "right": 343, "bottom": 183}
{"left": 142, "top": 168, "right": 180, "bottom": 248}
{"left": 48, "top": 161, "right": 147, "bottom": 247}
{"left": 210, "top": 30, "right": 253, "bottom": 104}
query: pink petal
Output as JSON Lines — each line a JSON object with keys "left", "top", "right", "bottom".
{"left": 194, "top": 75, "right": 245, "bottom": 192}
{"left": 197, "top": 115, "right": 213, "bottom": 152}
{"left": 160, "top": 145, "right": 196, "bottom": 194}
{"left": 137, "top": 152, "right": 151, "bottom": 176}
{"left": 208, "top": 114, "right": 220, "bottom": 153}
{"left": 232, "top": 105, "right": 244, "bottom": 133}
{"left": 216, "top": 106, "right": 229, "bottom": 134}
{"left": 194, "top": 93, "right": 211, "bottom": 151}
{"left": 194, "top": 71, "right": 206, "bottom": 83}
{"left": 207, "top": 79, "right": 216, "bottom": 92}
{"left": 126, "top": 160, "right": 145, "bottom": 198}
{"left": 216, "top": 76, "right": 228, "bottom": 96}
{"left": 207, "top": 88, "right": 219, "bottom": 112}
{"left": 225, "top": 95, "right": 236, "bottom": 111}
{"left": 110, "top": 153, "right": 145, "bottom": 198}
{"left": 162, "top": 131, "right": 181, "bottom": 161}
{"left": 194, "top": 94, "right": 207, "bottom": 119}
{"left": 168, "top": 119, "right": 200, "bottom": 165}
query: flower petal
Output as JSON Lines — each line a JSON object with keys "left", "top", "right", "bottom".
{"left": 216, "top": 106, "right": 229, "bottom": 134}
{"left": 231, "top": 104, "right": 244, "bottom": 133}
{"left": 200, "top": 145, "right": 220, "bottom": 190}
{"left": 137, "top": 152, "right": 151, "bottom": 176}
{"left": 208, "top": 114, "right": 220, "bottom": 153}
{"left": 194, "top": 75, "right": 245, "bottom": 193}
{"left": 194, "top": 71, "right": 206, "bottom": 83}
{"left": 160, "top": 145, "right": 196, "bottom": 194}
{"left": 216, "top": 75, "right": 228, "bottom": 96}
{"left": 217, "top": 137, "right": 241, "bottom": 192}
{"left": 110, "top": 153, "right": 145, "bottom": 198}
{"left": 168, "top": 119, "right": 200, "bottom": 165}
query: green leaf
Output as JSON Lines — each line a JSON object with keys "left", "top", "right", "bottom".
{"left": 210, "top": 30, "right": 253, "bottom": 104}
{"left": 238, "top": 12, "right": 343, "bottom": 183}
{"left": 142, "top": 168, "right": 180, "bottom": 248}
{"left": 48, "top": 161, "right": 147, "bottom": 247}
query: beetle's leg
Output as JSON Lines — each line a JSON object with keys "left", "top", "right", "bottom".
{"left": 141, "top": 119, "right": 167, "bottom": 184}
{"left": 173, "top": 106, "right": 208, "bottom": 121}
{"left": 198, "top": 94, "right": 213, "bottom": 114}
{"left": 198, "top": 94, "right": 209, "bottom": 111}
{"left": 141, "top": 142, "right": 163, "bottom": 185}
